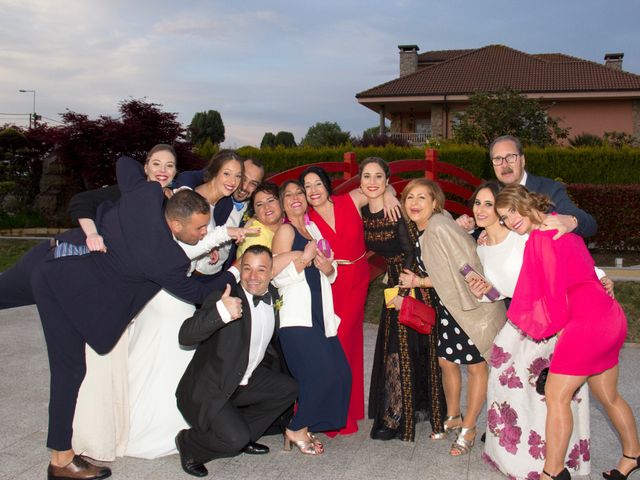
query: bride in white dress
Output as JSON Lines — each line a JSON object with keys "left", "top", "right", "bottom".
{"left": 73, "top": 150, "right": 250, "bottom": 460}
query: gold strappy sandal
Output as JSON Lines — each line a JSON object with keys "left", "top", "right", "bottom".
{"left": 450, "top": 425, "right": 477, "bottom": 456}
{"left": 430, "top": 413, "right": 463, "bottom": 440}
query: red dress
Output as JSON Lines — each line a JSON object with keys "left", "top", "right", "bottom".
{"left": 308, "top": 194, "right": 368, "bottom": 434}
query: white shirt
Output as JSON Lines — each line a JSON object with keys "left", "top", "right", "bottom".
{"left": 240, "top": 288, "right": 275, "bottom": 385}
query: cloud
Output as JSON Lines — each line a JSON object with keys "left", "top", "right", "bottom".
{"left": 1, "top": 0, "right": 639, "bottom": 145}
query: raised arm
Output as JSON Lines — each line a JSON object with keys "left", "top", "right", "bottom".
{"left": 68, "top": 185, "right": 122, "bottom": 252}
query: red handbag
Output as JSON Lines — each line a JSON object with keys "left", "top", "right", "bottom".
{"left": 398, "top": 296, "right": 436, "bottom": 334}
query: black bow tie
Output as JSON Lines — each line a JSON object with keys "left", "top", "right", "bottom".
{"left": 252, "top": 292, "right": 272, "bottom": 307}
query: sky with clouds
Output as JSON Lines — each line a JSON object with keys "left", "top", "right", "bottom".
{"left": 1, "top": 0, "right": 639, "bottom": 147}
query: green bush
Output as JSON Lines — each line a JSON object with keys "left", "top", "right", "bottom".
{"left": 237, "top": 144, "right": 640, "bottom": 185}
{"left": 524, "top": 146, "right": 640, "bottom": 184}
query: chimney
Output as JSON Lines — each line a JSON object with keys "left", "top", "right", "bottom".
{"left": 604, "top": 52, "right": 624, "bottom": 71}
{"left": 398, "top": 45, "right": 419, "bottom": 77}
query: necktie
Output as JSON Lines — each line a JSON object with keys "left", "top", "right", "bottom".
{"left": 232, "top": 198, "right": 245, "bottom": 211}
{"left": 252, "top": 292, "right": 272, "bottom": 307}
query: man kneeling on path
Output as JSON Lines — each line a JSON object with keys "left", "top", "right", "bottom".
{"left": 175, "top": 244, "right": 297, "bottom": 477}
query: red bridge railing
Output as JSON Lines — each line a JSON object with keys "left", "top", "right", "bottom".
{"left": 267, "top": 148, "right": 483, "bottom": 279}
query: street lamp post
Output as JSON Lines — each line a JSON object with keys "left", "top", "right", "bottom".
{"left": 18, "top": 89, "right": 36, "bottom": 128}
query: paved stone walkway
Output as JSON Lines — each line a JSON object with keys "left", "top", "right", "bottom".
{"left": 1, "top": 306, "right": 638, "bottom": 479}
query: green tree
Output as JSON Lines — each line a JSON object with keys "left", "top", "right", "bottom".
{"left": 301, "top": 121, "right": 350, "bottom": 147}
{"left": 363, "top": 125, "right": 389, "bottom": 137}
{"left": 188, "top": 110, "right": 225, "bottom": 146}
{"left": 194, "top": 138, "right": 219, "bottom": 160}
{"left": 260, "top": 132, "right": 277, "bottom": 149}
{"left": 452, "top": 89, "right": 570, "bottom": 147}
{"left": 274, "top": 131, "right": 297, "bottom": 147}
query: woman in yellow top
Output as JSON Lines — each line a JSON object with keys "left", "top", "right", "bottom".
{"left": 236, "top": 182, "right": 283, "bottom": 257}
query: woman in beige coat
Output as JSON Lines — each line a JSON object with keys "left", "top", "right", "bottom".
{"left": 398, "top": 179, "right": 505, "bottom": 456}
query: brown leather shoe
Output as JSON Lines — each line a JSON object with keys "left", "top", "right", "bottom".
{"left": 47, "top": 455, "right": 111, "bottom": 480}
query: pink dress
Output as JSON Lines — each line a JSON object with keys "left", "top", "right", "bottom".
{"left": 308, "top": 194, "right": 368, "bottom": 434}
{"left": 507, "top": 229, "right": 626, "bottom": 376}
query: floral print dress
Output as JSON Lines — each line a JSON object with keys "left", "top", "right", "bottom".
{"left": 483, "top": 322, "right": 590, "bottom": 479}
{"left": 477, "top": 231, "right": 590, "bottom": 479}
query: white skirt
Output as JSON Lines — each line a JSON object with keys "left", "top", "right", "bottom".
{"left": 483, "top": 321, "right": 591, "bottom": 479}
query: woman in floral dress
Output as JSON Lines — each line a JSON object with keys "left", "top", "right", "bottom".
{"left": 466, "top": 181, "right": 590, "bottom": 479}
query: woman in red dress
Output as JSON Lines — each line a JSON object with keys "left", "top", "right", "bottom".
{"left": 300, "top": 166, "right": 400, "bottom": 434}
{"left": 299, "top": 167, "right": 368, "bottom": 434}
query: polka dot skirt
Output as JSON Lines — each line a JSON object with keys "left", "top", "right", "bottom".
{"left": 435, "top": 297, "right": 483, "bottom": 364}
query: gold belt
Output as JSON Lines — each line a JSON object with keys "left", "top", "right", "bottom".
{"left": 335, "top": 251, "right": 367, "bottom": 265}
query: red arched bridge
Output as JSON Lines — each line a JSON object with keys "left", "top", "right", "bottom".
{"left": 267, "top": 148, "right": 483, "bottom": 279}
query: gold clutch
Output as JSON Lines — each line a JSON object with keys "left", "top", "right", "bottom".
{"left": 383, "top": 287, "right": 415, "bottom": 309}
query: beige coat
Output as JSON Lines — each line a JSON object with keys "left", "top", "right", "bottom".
{"left": 421, "top": 213, "right": 506, "bottom": 359}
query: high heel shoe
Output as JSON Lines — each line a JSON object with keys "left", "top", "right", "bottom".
{"left": 306, "top": 432, "right": 324, "bottom": 451}
{"left": 542, "top": 467, "right": 571, "bottom": 479}
{"left": 431, "top": 414, "right": 463, "bottom": 440}
{"left": 603, "top": 454, "right": 640, "bottom": 479}
{"left": 450, "top": 425, "right": 476, "bottom": 456}
{"left": 283, "top": 431, "right": 323, "bottom": 455}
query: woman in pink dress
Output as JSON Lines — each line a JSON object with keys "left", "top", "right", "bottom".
{"left": 496, "top": 184, "right": 639, "bottom": 480}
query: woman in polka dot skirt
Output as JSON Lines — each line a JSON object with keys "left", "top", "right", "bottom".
{"left": 399, "top": 179, "right": 505, "bottom": 456}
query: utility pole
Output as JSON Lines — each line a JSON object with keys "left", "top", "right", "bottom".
{"left": 19, "top": 89, "right": 36, "bottom": 128}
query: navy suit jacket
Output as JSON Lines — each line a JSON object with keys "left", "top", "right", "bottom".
{"left": 176, "top": 284, "right": 282, "bottom": 431}
{"left": 525, "top": 172, "right": 597, "bottom": 238}
{"left": 38, "top": 156, "right": 212, "bottom": 354}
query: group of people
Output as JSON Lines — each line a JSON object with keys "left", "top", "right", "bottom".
{"left": 0, "top": 135, "right": 638, "bottom": 480}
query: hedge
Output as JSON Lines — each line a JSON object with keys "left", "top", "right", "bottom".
{"left": 568, "top": 184, "right": 640, "bottom": 250}
{"left": 238, "top": 145, "right": 640, "bottom": 185}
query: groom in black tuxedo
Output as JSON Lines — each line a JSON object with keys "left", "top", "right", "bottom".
{"left": 175, "top": 245, "right": 297, "bottom": 477}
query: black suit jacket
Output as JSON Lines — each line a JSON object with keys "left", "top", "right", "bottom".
{"left": 525, "top": 172, "right": 597, "bottom": 238}
{"left": 176, "top": 284, "right": 282, "bottom": 431}
{"left": 38, "top": 156, "right": 211, "bottom": 354}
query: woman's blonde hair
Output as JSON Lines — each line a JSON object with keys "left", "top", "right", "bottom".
{"left": 495, "top": 184, "right": 553, "bottom": 221}
{"left": 400, "top": 178, "right": 445, "bottom": 213}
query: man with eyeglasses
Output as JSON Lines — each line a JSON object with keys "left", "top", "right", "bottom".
{"left": 490, "top": 135, "right": 597, "bottom": 238}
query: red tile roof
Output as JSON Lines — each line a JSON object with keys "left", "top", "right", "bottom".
{"left": 357, "top": 45, "right": 640, "bottom": 98}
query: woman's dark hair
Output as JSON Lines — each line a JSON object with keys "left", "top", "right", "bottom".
{"left": 359, "top": 156, "right": 390, "bottom": 178}
{"left": 203, "top": 149, "right": 244, "bottom": 182}
{"left": 248, "top": 181, "right": 280, "bottom": 216}
{"left": 145, "top": 144, "right": 177, "bottom": 164}
{"left": 299, "top": 166, "right": 333, "bottom": 196}
{"left": 469, "top": 180, "right": 503, "bottom": 208}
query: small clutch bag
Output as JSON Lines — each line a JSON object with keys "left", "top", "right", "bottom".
{"left": 383, "top": 287, "right": 415, "bottom": 309}
{"left": 398, "top": 296, "right": 436, "bottom": 335}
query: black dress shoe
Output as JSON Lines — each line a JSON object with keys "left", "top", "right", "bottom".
{"left": 47, "top": 455, "right": 111, "bottom": 480}
{"left": 241, "top": 441, "right": 270, "bottom": 455}
{"left": 370, "top": 426, "right": 400, "bottom": 441}
{"left": 175, "top": 430, "right": 208, "bottom": 477}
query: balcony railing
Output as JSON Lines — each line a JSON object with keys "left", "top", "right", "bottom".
{"left": 389, "top": 131, "right": 432, "bottom": 144}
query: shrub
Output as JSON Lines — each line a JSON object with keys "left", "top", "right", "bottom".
{"left": 568, "top": 184, "right": 640, "bottom": 250}
{"left": 569, "top": 133, "right": 603, "bottom": 147}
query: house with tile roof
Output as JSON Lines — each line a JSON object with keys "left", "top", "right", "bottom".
{"left": 356, "top": 45, "right": 640, "bottom": 144}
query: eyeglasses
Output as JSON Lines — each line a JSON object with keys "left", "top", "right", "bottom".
{"left": 491, "top": 153, "right": 521, "bottom": 166}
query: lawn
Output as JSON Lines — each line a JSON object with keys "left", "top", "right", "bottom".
{"left": 365, "top": 276, "right": 640, "bottom": 343}
{"left": 2, "top": 239, "right": 639, "bottom": 343}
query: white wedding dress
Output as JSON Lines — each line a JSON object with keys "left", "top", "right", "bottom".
{"left": 72, "top": 225, "right": 232, "bottom": 460}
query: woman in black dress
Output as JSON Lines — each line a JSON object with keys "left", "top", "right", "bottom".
{"left": 360, "top": 157, "right": 446, "bottom": 442}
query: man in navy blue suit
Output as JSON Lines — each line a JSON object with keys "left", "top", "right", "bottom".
{"left": 29, "top": 156, "right": 219, "bottom": 480}
{"left": 490, "top": 134, "right": 597, "bottom": 238}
